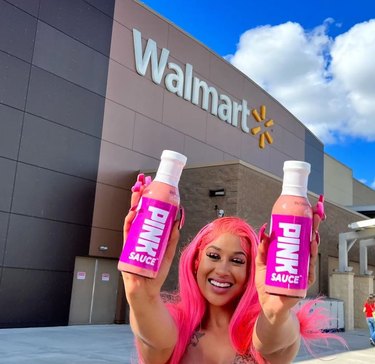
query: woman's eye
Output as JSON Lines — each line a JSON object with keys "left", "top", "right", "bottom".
{"left": 232, "top": 257, "right": 245, "bottom": 265}
{"left": 206, "top": 252, "right": 220, "bottom": 260}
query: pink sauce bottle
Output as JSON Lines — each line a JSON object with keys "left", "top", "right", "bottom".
{"left": 265, "top": 161, "right": 313, "bottom": 298}
{"left": 118, "top": 150, "right": 187, "bottom": 278}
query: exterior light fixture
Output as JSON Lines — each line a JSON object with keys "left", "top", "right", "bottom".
{"left": 209, "top": 188, "right": 225, "bottom": 197}
{"left": 214, "top": 205, "right": 225, "bottom": 218}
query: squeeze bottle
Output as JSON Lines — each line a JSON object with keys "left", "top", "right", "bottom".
{"left": 265, "top": 161, "right": 313, "bottom": 298}
{"left": 118, "top": 150, "right": 187, "bottom": 278}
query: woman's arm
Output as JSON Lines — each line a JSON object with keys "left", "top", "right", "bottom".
{"left": 123, "top": 225, "right": 179, "bottom": 364}
{"left": 252, "top": 238, "right": 317, "bottom": 362}
{"left": 253, "top": 197, "right": 323, "bottom": 363}
{"left": 252, "top": 307, "right": 301, "bottom": 364}
{"left": 121, "top": 175, "right": 180, "bottom": 364}
{"left": 127, "top": 294, "right": 177, "bottom": 364}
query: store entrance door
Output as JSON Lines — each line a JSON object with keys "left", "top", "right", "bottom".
{"left": 69, "top": 257, "right": 119, "bottom": 324}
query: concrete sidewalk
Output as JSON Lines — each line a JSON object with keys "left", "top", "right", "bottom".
{"left": 0, "top": 325, "right": 136, "bottom": 364}
{"left": 295, "top": 329, "right": 375, "bottom": 363}
{"left": 0, "top": 324, "right": 373, "bottom": 363}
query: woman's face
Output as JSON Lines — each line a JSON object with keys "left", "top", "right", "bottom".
{"left": 196, "top": 232, "right": 248, "bottom": 308}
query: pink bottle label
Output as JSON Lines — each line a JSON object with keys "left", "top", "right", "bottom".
{"left": 265, "top": 214, "right": 312, "bottom": 290}
{"left": 119, "top": 197, "right": 178, "bottom": 273}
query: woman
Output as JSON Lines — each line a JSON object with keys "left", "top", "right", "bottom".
{"left": 122, "top": 175, "right": 328, "bottom": 364}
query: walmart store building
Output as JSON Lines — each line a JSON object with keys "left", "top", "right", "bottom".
{"left": 1, "top": 0, "right": 375, "bottom": 329}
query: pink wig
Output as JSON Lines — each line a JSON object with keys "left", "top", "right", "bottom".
{"left": 165, "top": 216, "right": 265, "bottom": 364}
{"left": 295, "top": 297, "right": 347, "bottom": 356}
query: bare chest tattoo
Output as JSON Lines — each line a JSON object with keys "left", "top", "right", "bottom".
{"left": 189, "top": 330, "right": 258, "bottom": 363}
{"left": 233, "top": 353, "right": 258, "bottom": 363}
{"left": 190, "top": 330, "right": 205, "bottom": 347}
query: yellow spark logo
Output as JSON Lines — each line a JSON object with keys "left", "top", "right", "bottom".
{"left": 250, "top": 105, "right": 274, "bottom": 149}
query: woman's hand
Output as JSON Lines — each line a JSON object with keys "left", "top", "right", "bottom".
{"left": 121, "top": 174, "right": 181, "bottom": 301}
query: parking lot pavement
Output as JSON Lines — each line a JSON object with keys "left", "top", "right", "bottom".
{"left": 0, "top": 324, "right": 374, "bottom": 363}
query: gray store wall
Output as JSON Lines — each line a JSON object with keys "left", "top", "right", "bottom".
{"left": 104, "top": 0, "right": 325, "bottom": 191}
{"left": 0, "top": 0, "right": 114, "bottom": 327}
{"left": 0, "top": 0, "right": 326, "bottom": 328}
{"left": 92, "top": 0, "right": 324, "bottom": 262}
{"left": 305, "top": 129, "right": 324, "bottom": 194}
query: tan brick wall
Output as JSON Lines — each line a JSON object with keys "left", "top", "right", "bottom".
{"left": 237, "top": 163, "right": 281, "bottom": 229}
{"left": 353, "top": 276, "right": 374, "bottom": 329}
{"left": 316, "top": 200, "right": 369, "bottom": 294}
{"left": 162, "top": 163, "right": 240, "bottom": 290}
{"left": 329, "top": 272, "right": 355, "bottom": 330}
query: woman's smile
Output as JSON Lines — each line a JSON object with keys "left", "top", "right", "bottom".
{"left": 208, "top": 278, "right": 233, "bottom": 289}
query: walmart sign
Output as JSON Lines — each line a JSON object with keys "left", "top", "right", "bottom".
{"left": 132, "top": 28, "right": 274, "bottom": 148}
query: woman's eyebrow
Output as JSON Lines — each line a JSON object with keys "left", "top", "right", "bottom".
{"left": 208, "top": 246, "right": 246, "bottom": 256}
{"left": 234, "top": 251, "right": 246, "bottom": 256}
{"left": 207, "top": 245, "right": 221, "bottom": 251}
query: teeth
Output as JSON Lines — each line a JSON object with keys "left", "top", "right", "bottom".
{"left": 209, "top": 279, "right": 232, "bottom": 288}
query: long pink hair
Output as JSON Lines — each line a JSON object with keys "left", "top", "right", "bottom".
{"left": 165, "top": 216, "right": 265, "bottom": 363}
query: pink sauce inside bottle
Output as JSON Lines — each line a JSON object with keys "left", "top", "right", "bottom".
{"left": 265, "top": 161, "right": 313, "bottom": 298}
{"left": 118, "top": 151, "right": 186, "bottom": 278}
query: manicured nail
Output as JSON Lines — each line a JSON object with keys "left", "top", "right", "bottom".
{"left": 145, "top": 176, "right": 152, "bottom": 186}
{"left": 258, "top": 223, "right": 267, "bottom": 244}
{"left": 178, "top": 206, "right": 185, "bottom": 230}
{"left": 315, "top": 230, "right": 320, "bottom": 245}
{"left": 131, "top": 181, "right": 142, "bottom": 192}
{"left": 313, "top": 194, "right": 326, "bottom": 221}
{"left": 137, "top": 174, "right": 145, "bottom": 183}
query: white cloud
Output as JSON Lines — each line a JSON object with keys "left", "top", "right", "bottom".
{"left": 227, "top": 19, "right": 375, "bottom": 144}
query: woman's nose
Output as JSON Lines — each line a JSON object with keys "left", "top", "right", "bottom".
{"left": 215, "top": 260, "right": 231, "bottom": 275}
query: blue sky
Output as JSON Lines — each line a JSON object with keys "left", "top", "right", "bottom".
{"left": 139, "top": 0, "right": 375, "bottom": 190}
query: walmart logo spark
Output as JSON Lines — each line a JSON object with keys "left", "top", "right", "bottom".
{"left": 250, "top": 105, "right": 274, "bottom": 149}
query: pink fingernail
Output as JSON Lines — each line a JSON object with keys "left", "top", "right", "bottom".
{"left": 131, "top": 181, "right": 142, "bottom": 192}
{"left": 145, "top": 176, "right": 152, "bottom": 186}
{"left": 313, "top": 195, "right": 326, "bottom": 221}
{"left": 178, "top": 206, "right": 185, "bottom": 230}
{"left": 315, "top": 230, "right": 320, "bottom": 245}
{"left": 137, "top": 174, "right": 145, "bottom": 184}
{"left": 258, "top": 223, "right": 267, "bottom": 244}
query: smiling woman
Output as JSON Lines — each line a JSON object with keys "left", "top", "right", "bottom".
{"left": 172, "top": 219, "right": 262, "bottom": 364}
{"left": 121, "top": 175, "right": 345, "bottom": 364}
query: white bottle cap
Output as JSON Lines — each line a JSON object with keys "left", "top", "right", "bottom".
{"left": 154, "top": 150, "right": 187, "bottom": 187}
{"left": 281, "top": 160, "right": 311, "bottom": 197}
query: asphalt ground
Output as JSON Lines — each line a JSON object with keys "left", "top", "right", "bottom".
{"left": 0, "top": 324, "right": 374, "bottom": 363}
